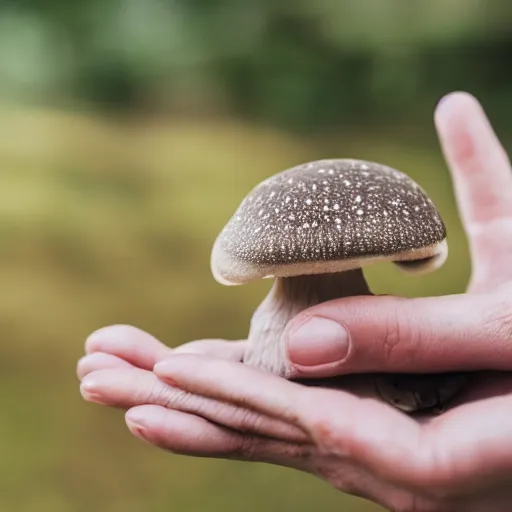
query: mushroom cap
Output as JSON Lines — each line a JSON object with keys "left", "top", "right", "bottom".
{"left": 211, "top": 159, "right": 447, "bottom": 285}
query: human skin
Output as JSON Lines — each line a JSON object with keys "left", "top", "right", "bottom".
{"left": 78, "top": 92, "right": 512, "bottom": 511}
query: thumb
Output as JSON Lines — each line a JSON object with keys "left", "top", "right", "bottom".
{"left": 284, "top": 290, "right": 510, "bottom": 379}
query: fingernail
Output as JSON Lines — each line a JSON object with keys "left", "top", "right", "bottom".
{"left": 125, "top": 417, "right": 149, "bottom": 441}
{"left": 153, "top": 362, "right": 181, "bottom": 388}
{"left": 80, "top": 381, "right": 108, "bottom": 405}
{"left": 287, "top": 317, "right": 350, "bottom": 367}
{"left": 153, "top": 361, "right": 168, "bottom": 373}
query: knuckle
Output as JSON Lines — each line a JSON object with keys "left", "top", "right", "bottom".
{"left": 231, "top": 408, "right": 262, "bottom": 432}
{"left": 382, "top": 312, "right": 402, "bottom": 359}
{"left": 149, "top": 383, "right": 190, "bottom": 410}
{"left": 304, "top": 411, "right": 351, "bottom": 456}
{"left": 166, "top": 388, "right": 190, "bottom": 409}
{"left": 234, "top": 434, "right": 258, "bottom": 460}
{"left": 235, "top": 436, "right": 312, "bottom": 464}
{"left": 485, "top": 292, "right": 512, "bottom": 341}
{"left": 375, "top": 301, "right": 432, "bottom": 371}
{"left": 380, "top": 306, "right": 417, "bottom": 367}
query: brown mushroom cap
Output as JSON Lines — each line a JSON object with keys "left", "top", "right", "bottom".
{"left": 211, "top": 159, "right": 447, "bottom": 285}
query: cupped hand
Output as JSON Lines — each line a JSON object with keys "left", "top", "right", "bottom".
{"left": 78, "top": 92, "right": 512, "bottom": 511}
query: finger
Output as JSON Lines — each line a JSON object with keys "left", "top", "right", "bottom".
{"left": 124, "top": 405, "right": 310, "bottom": 468}
{"left": 154, "top": 355, "right": 307, "bottom": 425}
{"left": 124, "top": 407, "right": 419, "bottom": 510}
{"left": 76, "top": 353, "right": 133, "bottom": 380}
{"left": 85, "top": 325, "right": 172, "bottom": 369}
{"left": 435, "top": 91, "right": 512, "bottom": 225}
{"left": 81, "top": 368, "right": 308, "bottom": 443}
{"left": 85, "top": 325, "right": 245, "bottom": 369}
{"left": 434, "top": 92, "right": 512, "bottom": 283}
{"left": 284, "top": 290, "right": 512, "bottom": 377}
{"left": 173, "top": 339, "right": 246, "bottom": 361}
{"left": 152, "top": 355, "right": 437, "bottom": 505}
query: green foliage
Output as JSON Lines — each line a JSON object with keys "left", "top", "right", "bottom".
{"left": 0, "top": 0, "right": 511, "bottom": 130}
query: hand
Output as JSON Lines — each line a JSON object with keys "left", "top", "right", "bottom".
{"left": 78, "top": 92, "right": 512, "bottom": 511}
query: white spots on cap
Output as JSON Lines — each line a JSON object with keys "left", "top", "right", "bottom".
{"left": 218, "top": 159, "right": 446, "bottom": 267}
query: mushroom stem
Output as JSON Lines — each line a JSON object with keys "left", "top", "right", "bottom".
{"left": 244, "top": 269, "right": 371, "bottom": 377}
{"left": 244, "top": 268, "right": 468, "bottom": 414}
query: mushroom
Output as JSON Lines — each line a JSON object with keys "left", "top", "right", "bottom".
{"left": 211, "top": 159, "right": 467, "bottom": 413}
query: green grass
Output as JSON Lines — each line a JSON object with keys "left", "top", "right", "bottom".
{"left": 0, "top": 104, "right": 470, "bottom": 511}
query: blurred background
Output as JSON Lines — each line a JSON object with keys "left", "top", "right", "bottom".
{"left": 0, "top": 0, "right": 510, "bottom": 510}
